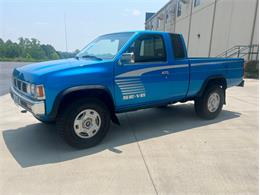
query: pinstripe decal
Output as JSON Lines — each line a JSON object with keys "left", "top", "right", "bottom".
{"left": 115, "top": 60, "right": 242, "bottom": 100}
{"left": 115, "top": 64, "right": 188, "bottom": 78}
{"left": 190, "top": 60, "right": 241, "bottom": 67}
{"left": 115, "top": 78, "right": 146, "bottom": 98}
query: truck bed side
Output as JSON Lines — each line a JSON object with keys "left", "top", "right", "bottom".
{"left": 187, "top": 57, "right": 244, "bottom": 97}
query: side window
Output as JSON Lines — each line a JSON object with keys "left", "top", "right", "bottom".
{"left": 126, "top": 35, "right": 167, "bottom": 63}
{"left": 170, "top": 34, "right": 186, "bottom": 59}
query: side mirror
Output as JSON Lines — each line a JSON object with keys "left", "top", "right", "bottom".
{"left": 119, "top": 52, "right": 135, "bottom": 65}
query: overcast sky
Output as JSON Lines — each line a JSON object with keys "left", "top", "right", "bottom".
{"left": 0, "top": 0, "right": 169, "bottom": 52}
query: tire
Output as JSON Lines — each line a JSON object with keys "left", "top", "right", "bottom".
{"left": 157, "top": 104, "right": 169, "bottom": 109}
{"left": 56, "top": 98, "right": 111, "bottom": 149}
{"left": 194, "top": 85, "right": 224, "bottom": 120}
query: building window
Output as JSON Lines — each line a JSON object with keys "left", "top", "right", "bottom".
{"left": 194, "top": 0, "right": 201, "bottom": 7}
{"left": 166, "top": 14, "right": 169, "bottom": 23}
{"left": 177, "top": 1, "right": 182, "bottom": 17}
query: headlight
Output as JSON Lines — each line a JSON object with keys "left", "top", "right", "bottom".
{"left": 30, "top": 84, "right": 36, "bottom": 96}
{"left": 30, "top": 84, "right": 45, "bottom": 100}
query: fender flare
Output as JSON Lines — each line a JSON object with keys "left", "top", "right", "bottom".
{"left": 196, "top": 75, "right": 227, "bottom": 98}
{"left": 48, "top": 85, "right": 119, "bottom": 124}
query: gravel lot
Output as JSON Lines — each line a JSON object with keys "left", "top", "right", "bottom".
{"left": 0, "top": 62, "right": 258, "bottom": 195}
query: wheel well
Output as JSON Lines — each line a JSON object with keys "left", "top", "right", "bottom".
{"left": 57, "top": 89, "right": 116, "bottom": 118}
{"left": 206, "top": 78, "right": 227, "bottom": 90}
{"left": 198, "top": 77, "right": 227, "bottom": 97}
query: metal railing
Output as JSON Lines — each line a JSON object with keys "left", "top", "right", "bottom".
{"left": 216, "top": 44, "right": 259, "bottom": 61}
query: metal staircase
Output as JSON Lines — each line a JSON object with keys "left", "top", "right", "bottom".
{"left": 216, "top": 44, "right": 259, "bottom": 61}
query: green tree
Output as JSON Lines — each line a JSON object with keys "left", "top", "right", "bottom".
{"left": 41, "top": 44, "right": 59, "bottom": 60}
{"left": 0, "top": 38, "right": 4, "bottom": 57}
{"left": 0, "top": 37, "right": 79, "bottom": 61}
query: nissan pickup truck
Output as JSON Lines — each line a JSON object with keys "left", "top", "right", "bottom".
{"left": 10, "top": 31, "right": 244, "bottom": 148}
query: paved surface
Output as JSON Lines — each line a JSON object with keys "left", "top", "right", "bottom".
{"left": 0, "top": 75, "right": 258, "bottom": 194}
{"left": 0, "top": 62, "right": 32, "bottom": 96}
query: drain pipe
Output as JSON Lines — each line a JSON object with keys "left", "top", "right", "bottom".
{"left": 208, "top": 0, "right": 217, "bottom": 57}
{"left": 187, "top": 0, "right": 194, "bottom": 53}
{"left": 248, "top": 0, "right": 258, "bottom": 61}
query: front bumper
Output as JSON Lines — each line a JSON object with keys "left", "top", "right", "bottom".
{"left": 10, "top": 86, "right": 45, "bottom": 115}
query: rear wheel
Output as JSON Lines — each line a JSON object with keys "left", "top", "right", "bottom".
{"left": 195, "top": 85, "right": 224, "bottom": 120}
{"left": 56, "top": 98, "right": 110, "bottom": 148}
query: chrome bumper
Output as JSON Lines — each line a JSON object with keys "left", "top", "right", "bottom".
{"left": 10, "top": 86, "right": 45, "bottom": 115}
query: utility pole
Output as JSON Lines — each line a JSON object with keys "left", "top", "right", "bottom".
{"left": 187, "top": 0, "right": 194, "bottom": 53}
{"left": 64, "top": 13, "right": 68, "bottom": 52}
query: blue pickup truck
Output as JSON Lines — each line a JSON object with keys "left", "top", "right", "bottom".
{"left": 10, "top": 31, "right": 244, "bottom": 148}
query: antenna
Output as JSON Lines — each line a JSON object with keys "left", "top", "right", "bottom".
{"left": 64, "top": 13, "right": 68, "bottom": 52}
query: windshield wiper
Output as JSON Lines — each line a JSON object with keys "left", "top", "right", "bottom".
{"left": 80, "top": 55, "right": 103, "bottom": 61}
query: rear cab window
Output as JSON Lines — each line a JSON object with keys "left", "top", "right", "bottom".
{"left": 169, "top": 33, "right": 186, "bottom": 59}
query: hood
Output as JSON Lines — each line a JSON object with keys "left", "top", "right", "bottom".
{"left": 13, "top": 58, "right": 103, "bottom": 82}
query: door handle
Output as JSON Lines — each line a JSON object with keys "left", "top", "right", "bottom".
{"left": 161, "top": 71, "right": 170, "bottom": 75}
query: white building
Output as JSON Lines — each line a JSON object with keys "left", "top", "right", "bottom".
{"left": 145, "top": 0, "right": 259, "bottom": 60}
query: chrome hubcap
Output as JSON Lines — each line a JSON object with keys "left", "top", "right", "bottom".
{"left": 73, "top": 109, "right": 101, "bottom": 138}
{"left": 207, "top": 92, "right": 220, "bottom": 112}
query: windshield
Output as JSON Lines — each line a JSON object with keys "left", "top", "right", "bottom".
{"left": 77, "top": 32, "right": 134, "bottom": 60}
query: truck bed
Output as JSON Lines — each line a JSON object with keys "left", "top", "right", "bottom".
{"left": 187, "top": 57, "right": 244, "bottom": 97}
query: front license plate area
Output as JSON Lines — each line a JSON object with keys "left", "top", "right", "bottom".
{"left": 13, "top": 93, "right": 20, "bottom": 106}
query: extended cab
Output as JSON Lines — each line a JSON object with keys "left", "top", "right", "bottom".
{"left": 10, "top": 31, "right": 244, "bottom": 148}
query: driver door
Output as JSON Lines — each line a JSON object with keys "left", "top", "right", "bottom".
{"left": 114, "top": 34, "right": 172, "bottom": 110}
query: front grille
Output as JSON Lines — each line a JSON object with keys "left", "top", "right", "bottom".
{"left": 13, "top": 77, "right": 30, "bottom": 95}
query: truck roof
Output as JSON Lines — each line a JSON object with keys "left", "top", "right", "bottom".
{"left": 102, "top": 30, "right": 180, "bottom": 36}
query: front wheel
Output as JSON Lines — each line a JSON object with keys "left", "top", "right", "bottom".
{"left": 194, "top": 85, "right": 224, "bottom": 120}
{"left": 56, "top": 98, "right": 110, "bottom": 148}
